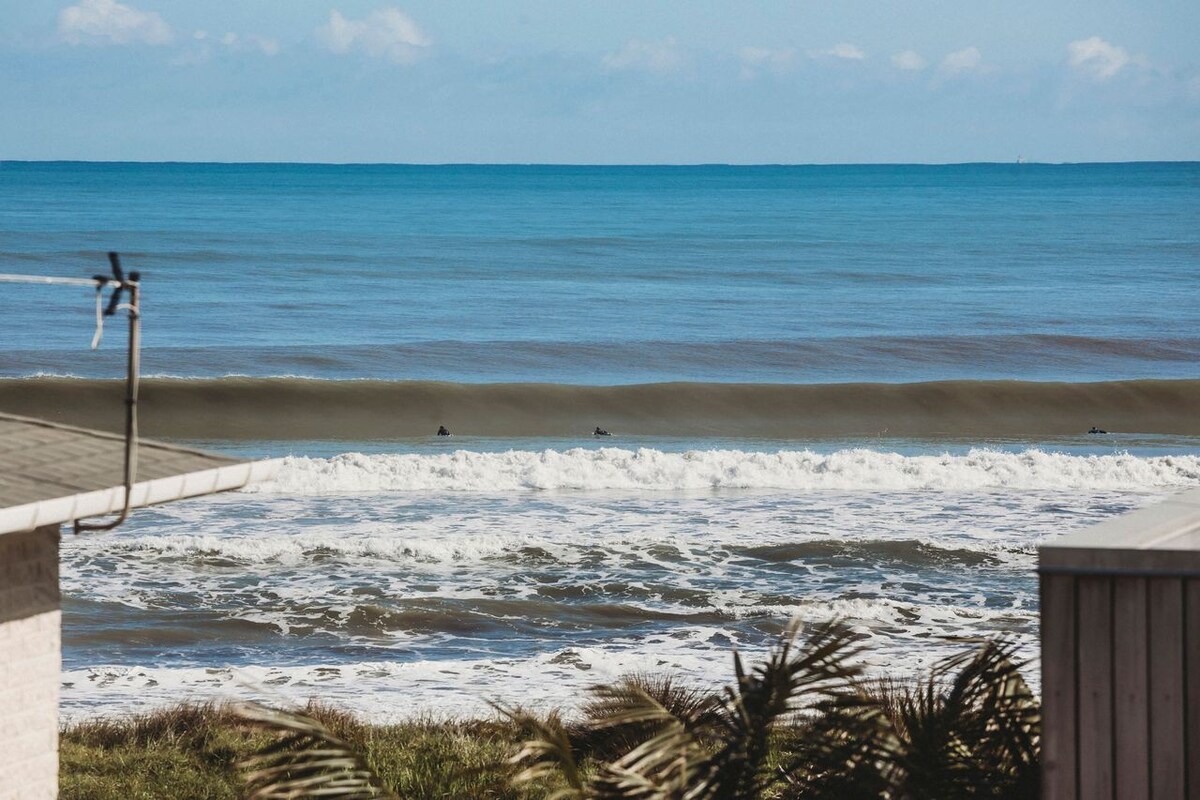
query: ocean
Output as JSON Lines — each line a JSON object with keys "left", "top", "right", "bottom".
{"left": 1, "top": 161, "right": 1199, "bottom": 719}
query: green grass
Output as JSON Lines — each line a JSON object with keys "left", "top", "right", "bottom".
{"left": 58, "top": 701, "right": 850, "bottom": 799}
{"left": 60, "top": 702, "right": 531, "bottom": 800}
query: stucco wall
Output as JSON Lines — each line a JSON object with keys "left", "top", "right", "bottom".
{"left": 0, "top": 525, "right": 61, "bottom": 799}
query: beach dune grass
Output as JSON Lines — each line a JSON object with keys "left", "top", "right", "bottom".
{"left": 60, "top": 702, "right": 535, "bottom": 799}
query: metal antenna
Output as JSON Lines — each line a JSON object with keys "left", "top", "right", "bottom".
{"left": 0, "top": 253, "right": 142, "bottom": 532}
{"left": 76, "top": 253, "right": 141, "bottom": 532}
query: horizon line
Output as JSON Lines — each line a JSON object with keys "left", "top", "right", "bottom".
{"left": 2, "top": 158, "right": 1198, "bottom": 168}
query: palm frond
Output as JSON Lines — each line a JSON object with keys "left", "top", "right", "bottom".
{"left": 495, "top": 704, "right": 589, "bottom": 800}
{"left": 501, "top": 622, "right": 862, "bottom": 799}
{"left": 777, "top": 691, "right": 898, "bottom": 800}
{"left": 587, "top": 682, "right": 714, "bottom": 799}
{"left": 583, "top": 673, "right": 721, "bottom": 762}
{"left": 587, "top": 674, "right": 719, "bottom": 730}
{"left": 694, "top": 620, "right": 863, "bottom": 799}
{"left": 866, "top": 638, "right": 1042, "bottom": 799}
{"left": 773, "top": 637, "right": 1043, "bottom": 800}
{"left": 943, "top": 639, "right": 1041, "bottom": 798}
{"left": 236, "top": 701, "right": 397, "bottom": 800}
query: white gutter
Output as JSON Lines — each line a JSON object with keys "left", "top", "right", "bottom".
{"left": 0, "top": 458, "right": 282, "bottom": 536}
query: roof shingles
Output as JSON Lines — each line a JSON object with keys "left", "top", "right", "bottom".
{"left": 0, "top": 413, "right": 276, "bottom": 534}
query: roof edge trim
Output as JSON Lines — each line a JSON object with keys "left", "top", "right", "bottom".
{"left": 0, "top": 458, "right": 281, "bottom": 536}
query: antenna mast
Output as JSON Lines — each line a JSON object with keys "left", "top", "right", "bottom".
{"left": 0, "top": 252, "right": 141, "bottom": 532}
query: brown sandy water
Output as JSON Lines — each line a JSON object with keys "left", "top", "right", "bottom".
{"left": 3, "top": 376, "right": 1198, "bottom": 440}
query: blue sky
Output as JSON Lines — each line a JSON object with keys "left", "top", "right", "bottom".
{"left": 2, "top": 0, "right": 1198, "bottom": 163}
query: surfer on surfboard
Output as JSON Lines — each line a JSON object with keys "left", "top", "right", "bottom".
{"left": 437, "top": 425, "right": 451, "bottom": 436}
{"left": 594, "top": 426, "right": 611, "bottom": 436}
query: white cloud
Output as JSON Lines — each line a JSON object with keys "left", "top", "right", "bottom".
{"left": 603, "top": 37, "right": 684, "bottom": 73}
{"left": 1067, "top": 37, "right": 1137, "bottom": 80}
{"left": 317, "top": 8, "right": 430, "bottom": 63}
{"left": 255, "top": 37, "right": 280, "bottom": 57}
{"left": 891, "top": 50, "right": 927, "bottom": 71}
{"left": 740, "top": 47, "right": 789, "bottom": 66}
{"left": 738, "top": 46, "right": 795, "bottom": 78}
{"left": 812, "top": 42, "right": 865, "bottom": 61}
{"left": 218, "top": 31, "right": 279, "bottom": 55}
{"left": 174, "top": 27, "right": 280, "bottom": 65}
{"left": 58, "top": 0, "right": 172, "bottom": 46}
{"left": 939, "top": 46, "right": 982, "bottom": 74}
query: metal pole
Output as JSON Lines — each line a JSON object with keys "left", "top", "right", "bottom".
{"left": 76, "top": 259, "right": 140, "bottom": 533}
{"left": 122, "top": 279, "right": 140, "bottom": 507}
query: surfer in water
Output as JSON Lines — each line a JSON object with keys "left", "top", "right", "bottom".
{"left": 437, "top": 425, "right": 451, "bottom": 436}
{"left": 594, "top": 426, "right": 611, "bottom": 436}
{"left": 1088, "top": 426, "right": 1107, "bottom": 434}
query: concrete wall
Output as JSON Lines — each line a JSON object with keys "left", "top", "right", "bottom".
{"left": 0, "top": 525, "right": 61, "bottom": 799}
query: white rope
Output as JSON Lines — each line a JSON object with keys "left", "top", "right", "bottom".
{"left": 0, "top": 272, "right": 125, "bottom": 348}
{"left": 0, "top": 273, "right": 102, "bottom": 287}
{"left": 91, "top": 285, "right": 104, "bottom": 349}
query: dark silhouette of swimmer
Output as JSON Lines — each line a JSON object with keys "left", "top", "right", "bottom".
{"left": 594, "top": 426, "right": 611, "bottom": 436}
{"left": 1088, "top": 426, "right": 1107, "bottom": 434}
{"left": 437, "top": 425, "right": 451, "bottom": 436}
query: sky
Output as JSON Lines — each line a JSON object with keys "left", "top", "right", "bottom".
{"left": 2, "top": 0, "right": 1198, "bottom": 163}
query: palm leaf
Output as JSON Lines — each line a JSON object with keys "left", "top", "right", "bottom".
{"left": 870, "top": 638, "right": 1041, "bottom": 799}
{"left": 236, "top": 702, "right": 396, "bottom": 799}
{"left": 586, "top": 682, "right": 715, "bottom": 799}
{"left": 942, "top": 639, "right": 1041, "bottom": 798}
{"left": 495, "top": 704, "right": 589, "bottom": 800}
{"left": 775, "top": 637, "right": 1042, "bottom": 799}
{"left": 697, "top": 620, "right": 863, "bottom": 799}
{"left": 502, "top": 621, "right": 860, "bottom": 799}
{"left": 592, "top": 620, "right": 861, "bottom": 800}
{"left": 777, "top": 691, "right": 898, "bottom": 799}
{"left": 586, "top": 674, "right": 721, "bottom": 762}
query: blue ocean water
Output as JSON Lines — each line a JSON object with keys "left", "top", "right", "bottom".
{"left": 2, "top": 161, "right": 1198, "bottom": 382}
{"left": 3, "top": 162, "right": 1199, "bottom": 720}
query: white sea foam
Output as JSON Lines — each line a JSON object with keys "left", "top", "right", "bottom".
{"left": 61, "top": 643, "right": 745, "bottom": 722}
{"left": 0, "top": 371, "right": 87, "bottom": 379}
{"left": 60, "top": 602, "right": 1036, "bottom": 722}
{"left": 247, "top": 447, "right": 1200, "bottom": 495}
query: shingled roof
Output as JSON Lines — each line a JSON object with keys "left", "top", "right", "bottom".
{"left": 0, "top": 412, "right": 279, "bottom": 535}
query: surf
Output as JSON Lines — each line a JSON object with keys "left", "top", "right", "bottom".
{"left": 245, "top": 447, "right": 1200, "bottom": 494}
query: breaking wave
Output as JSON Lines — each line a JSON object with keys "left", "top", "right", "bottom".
{"left": 3, "top": 376, "right": 1198, "bottom": 439}
{"left": 248, "top": 447, "right": 1200, "bottom": 494}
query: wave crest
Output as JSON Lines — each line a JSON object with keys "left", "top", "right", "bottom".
{"left": 247, "top": 447, "right": 1200, "bottom": 494}
{"left": 3, "top": 377, "right": 1198, "bottom": 439}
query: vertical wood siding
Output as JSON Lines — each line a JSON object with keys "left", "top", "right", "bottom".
{"left": 1042, "top": 570, "right": 1196, "bottom": 799}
